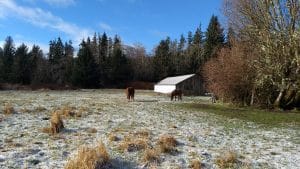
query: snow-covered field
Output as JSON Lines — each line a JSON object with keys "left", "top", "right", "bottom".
{"left": 0, "top": 90, "right": 299, "bottom": 169}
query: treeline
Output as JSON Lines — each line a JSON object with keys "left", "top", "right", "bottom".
{"left": 0, "top": 15, "right": 226, "bottom": 88}
{"left": 0, "top": 34, "right": 132, "bottom": 88}
{"left": 203, "top": 0, "right": 300, "bottom": 110}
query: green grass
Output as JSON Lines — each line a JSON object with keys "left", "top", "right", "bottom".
{"left": 180, "top": 103, "right": 300, "bottom": 128}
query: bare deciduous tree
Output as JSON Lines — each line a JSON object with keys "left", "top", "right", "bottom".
{"left": 224, "top": 0, "right": 300, "bottom": 109}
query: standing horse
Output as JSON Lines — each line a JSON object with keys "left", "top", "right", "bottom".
{"left": 126, "top": 87, "right": 135, "bottom": 101}
{"left": 171, "top": 89, "right": 182, "bottom": 101}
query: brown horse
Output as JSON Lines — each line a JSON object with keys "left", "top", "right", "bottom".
{"left": 126, "top": 87, "right": 135, "bottom": 101}
{"left": 171, "top": 89, "right": 182, "bottom": 101}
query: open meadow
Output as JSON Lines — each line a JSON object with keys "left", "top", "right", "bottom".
{"left": 0, "top": 90, "right": 299, "bottom": 169}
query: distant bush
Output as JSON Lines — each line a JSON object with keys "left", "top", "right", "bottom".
{"left": 203, "top": 42, "right": 255, "bottom": 106}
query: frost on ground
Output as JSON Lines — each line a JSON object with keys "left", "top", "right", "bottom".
{"left": 0, "top": 90, "right": 299, "bottom": 169}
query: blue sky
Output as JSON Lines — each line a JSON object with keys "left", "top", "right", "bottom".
{"left": 0, "top": 0, "right": 223, "bottom": 53}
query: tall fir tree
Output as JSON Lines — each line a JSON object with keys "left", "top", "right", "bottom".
{"left": 48, "top": 37, "right": 72, "bottom": 84}
{"left": 189, "top": 25, "right": 204, "bottom": 73}
{"left": 48, "top": 37, "right": 64, "bottom": 64}
{"left": 177, "top": 34, "right": 187, "bottom": 75}
{"left": 72, "top": 40, "right": 99, "bottom": 88}
{"left": 109, "top": 36, "right": 131, "bottom": 84}
{"left": 100, "top": 33, "right": 108, "bottom": 62}
{"left": 0, "top": 47, "right": 3, "bottom": 82}
{"left": 203, "top": 15, "right": 225, "bottom": 61}
{"left": 64, "top": 41, "right": 74, "bottom": 84}
{"left": 29, "top": 45, "right": 47, "bottom": 84}
{"left": 99, "top": 33, "right": 108, "bottom": 83}
{"left": 178, "top": 34, "right": 186, "bottom": 52}
{"left": 187, "top": 31, "right": 193, "bottom": 45}
{"left": 153, "top": 37, "right": 172, "bottom": 81}
{"left": 91, "top": 33, "right": 99, "bottom": 63}
{"left": 12, "top": 44, "right": 30, "bottom": 84}
{"left": 2, "top": 36, "right": 16, "bottom": 82}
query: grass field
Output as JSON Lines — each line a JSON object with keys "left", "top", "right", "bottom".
{"left": 0, "top": 90, "right": 299, "bottom": 168}
{"left": 180, "top": 102, "right": 300, "bottom": 128}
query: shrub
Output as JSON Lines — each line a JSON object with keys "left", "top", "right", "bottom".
{"left": 4, "top": 103, "right": 14, "bottom": 115}
{"left": 50, "top": 111, "right": 64, "bottom": 134}
{"left": 203, "top": 42, "right": 255, "bottom": 105}
{"left": 61, "top": 106, "right": 76, "bottom": 117}
{"left": 215, "top": 151, "right": 237, "bottom": 169}
{"left": 190, "top": 159, "right": 201, "bottom": 169}
{"left": 108, "top": 133, "right": 119, "bottom": 142}
{"left": 65, "top": 141, "right": 111, "bottom": 169}
{"left": 142, "top": 148, "right": 160, "bottom": 164}
{"left": 119, "top": 135, "right": 148, "bottom": 152}
{"left": 157, "top": 135, "right": 178, "bottom": 153}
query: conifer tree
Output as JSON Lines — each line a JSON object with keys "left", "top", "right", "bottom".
{"left": 2, "top": 36, "right": 16, "bottom": 82}
{"left": 72, "top": 40, "right": 99, "bottom": 88}
{"left": 100, "top": 33, "right": 108, "bottom": 63}
{"left": 178, "top": 34, "right": 186, "bottom": 52}
{"left": 187, "top": 31, "right": 193, "bottom": 45}
{"left": 13, "top": 44, "right": 30, "bottom": 84}
{"left": 110, "top": 36, "right": 131, "bottom": 84}
{"left": 153, "top": 37, "right": 171, "bottom": 81}
{"left": 0, "top": 47, "right": 3, "bottom": 82}
{"left": 203, "top": 15, "right": 225, "bottom": 61}
{"left": 64, "top": 41, "right": 74, "bottom": 83}
{"left": 29, "top": 45, "right": 47, "bottom": 84}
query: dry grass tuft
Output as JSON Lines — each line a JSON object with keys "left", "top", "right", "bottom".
{"left": 97, "top": 141, "right": 110, "bottom": 162}
{"left": 134, "top": 130, "right": 150, "bottom": 138}
{"left": 41, "top": 127, "right": 52, "bottom": 134}
{"left": 64, "top": 141, "right": 111, "bottom": 169}
{"left": 142, "top": 148, "right": 160, "bottom": 164}
{"left": 4, "top": 103, "right": 14, "bottom": 115}
{"left": 50, "top": 111, "right": 64, "bottom": 134}
{"left": 190, "top": 159, "right": 202, "bottom": 169}
{"left": 61, "top": 106, "right": 76, "bottom": 117}
{"left": 157, "top": 135, "right": 178, "bottom": 153}
{"left": 108, "top": 133, "right": 120, "bottom": 142}
{"left": 20, "top": 107, "right": 31, "bottom": 113}
{"left": 35, "top": 106, "right": 47, "bottom": 112}
{"left": 87, "top": 128, "right": 97, "bottom": 133}
{"left": 119, "top": 135, "right": 148, "bottom": 152}
{"left": 215, "top": 151, "right": 238, "bottom": 169}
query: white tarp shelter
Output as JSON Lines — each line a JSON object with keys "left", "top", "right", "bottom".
{"left": 154, "top": 74, "right": 196, "bottom": 94}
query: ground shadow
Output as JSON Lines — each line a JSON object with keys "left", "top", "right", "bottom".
{"left": 110, "top": 157, "right": 139, "bottom": 169}
{"left": 135, "top": 99, "right": 158, "bottom": 103}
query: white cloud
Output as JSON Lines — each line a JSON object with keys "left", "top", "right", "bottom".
{"left": 0, "top": 0, "right": 92, "bottom": 44}
{"left": 99, "top": 22, "right": 113, "bottom": 32}
{"left": 22, "top": 0, "right": 76, "bottom": 7}
{"left": 43, "top": 0, "right": 75, "bottom": 7}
